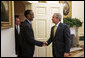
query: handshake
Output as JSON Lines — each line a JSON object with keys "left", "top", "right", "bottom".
{"left": 43, "top": 41, "right": 48, "bottom": 46}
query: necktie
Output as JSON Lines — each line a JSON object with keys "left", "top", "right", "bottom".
{"left": 54, "top": 25, "right": 57, "bottom": 37}
{"left": 17, "top": 25, "right": 20, "bottom": 34}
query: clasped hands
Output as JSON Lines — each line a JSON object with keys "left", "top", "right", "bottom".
{"left": 43, "top": 41, "right": 47, "bottom": 46}
{"left": 42, "top": 42, "right": 70, "bottom": 57}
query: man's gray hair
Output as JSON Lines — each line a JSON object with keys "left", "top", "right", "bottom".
{"left": 55, "top": 13, "right": 62, "bottom": 21}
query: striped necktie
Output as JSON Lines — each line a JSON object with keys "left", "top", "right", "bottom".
{"left": 54, "top": 25, "right": 57, "bottom": 37}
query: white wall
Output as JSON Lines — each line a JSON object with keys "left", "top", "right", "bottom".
{"left": 1, "top": 2, "right": 16, "bottom": 57}
{"left": 1, "top": 28, "right": 16, "bottom": 57}
{"left": 72, "top": 1, "right": 84, "bottom": 36}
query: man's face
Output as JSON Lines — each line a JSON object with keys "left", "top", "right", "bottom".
{"left": 52, "top": 14, "right": 59, "bottom": 24}
{"left": 27, "top": 11, "right": 34, "bottom": 21}
{"left": 16, "top": 18, "right": 21, "bottom": 25}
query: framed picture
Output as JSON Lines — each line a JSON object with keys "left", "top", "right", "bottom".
{"left": 59, "top": 1, "right": 72, "bottom": 18}
{"left": 1, "top": 1, "right": 13, "bottom": 29}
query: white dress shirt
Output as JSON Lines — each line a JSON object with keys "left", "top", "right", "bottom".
{"left": 56, "top": 22, "right": 61, "bottom": 28}
{"left": 16, "top": 25, "right": 20, "bottom": 34}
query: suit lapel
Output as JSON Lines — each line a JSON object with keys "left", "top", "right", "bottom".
{"left": 25, "top": 20, "right": 34, "bottom": 34}
{"left": 54, "top": 23, "right": 62, "bottom": 37}
{"left": 25, "top": 20, "right": 32, "bottom": 29}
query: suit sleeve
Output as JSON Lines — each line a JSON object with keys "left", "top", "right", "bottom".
{"left": 64, "top": 24, "right": 71, "bottom": 53}
{"left": 23, "top": 25, "right": 43, "bottom": 47}
{"left": 46, "top": 27, "right": 53, "bottom": 46}
{"left": 15, "top": 29, "right": 20, "bottom": 55}
{"left": 15, "top": 34, "right": 19, "bottom": 54}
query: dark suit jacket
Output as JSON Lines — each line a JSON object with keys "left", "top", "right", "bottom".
{"left": 47, "top": 22, "right": 71, "bottom": 57}
{"left": 15, "top": 25, "right": 23, "bottom": 56}
{"left": 20, "top": 19, "right": 43, "bottom": 57}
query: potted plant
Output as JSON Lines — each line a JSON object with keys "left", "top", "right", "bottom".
{"left": 63, "top": 17, "right": 82, "bottom": 46}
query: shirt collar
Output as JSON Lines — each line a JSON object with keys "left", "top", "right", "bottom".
{"left": 57, "top": 22, "right": 60, "bottom": 27}
{"left": 26, "top": 19, "right": 31, "bottom": 24}
{"left": 55, "top": 22, "right": 60, "bottom": 27}
{"left": 16, "top": 25, "right": 20, "bottom": 29}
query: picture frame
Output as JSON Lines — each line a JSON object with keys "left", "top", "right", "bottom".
{"left": 59, "top": 1, "right": 72, "bottom": 18}
{"left": 1, "top": 1, "right": 13, "bottom": 29}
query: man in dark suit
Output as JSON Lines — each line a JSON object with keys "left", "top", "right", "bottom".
{"left": 15, "top": 15, "right": 23, "bottom": 57}
{"left": 44, "top": 13, "right": 71, "bottom": 57}
{"left": 20, "top": 10, "right": 44, "bottom": 57}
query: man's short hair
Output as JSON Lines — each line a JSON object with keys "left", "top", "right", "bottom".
{"left": 55, "top": 13, "right": 62, "bottom": 21}
{"left": 24, "top": 10, "right": 32, "bottom": 18}
{"left": 15, "top": 15, "right": 19, "bottom": 18}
